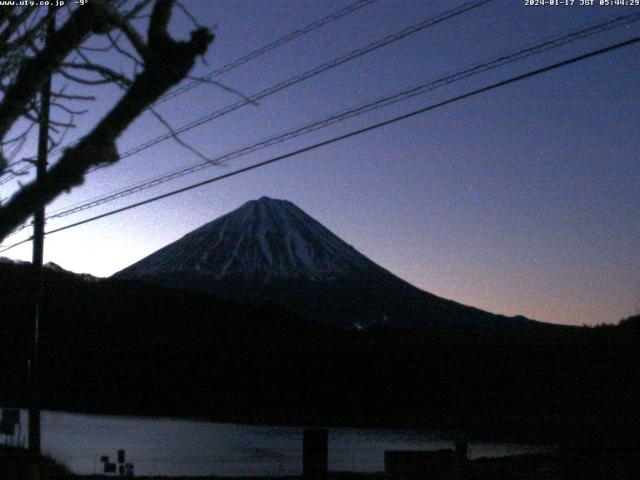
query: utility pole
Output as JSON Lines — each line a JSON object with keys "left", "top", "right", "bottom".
{"left": 30, "top": 6, "right": 55, "bottom": 477}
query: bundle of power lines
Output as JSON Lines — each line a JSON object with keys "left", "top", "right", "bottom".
{"left": 1, "top": 0, "right": 639, "bottom": 253}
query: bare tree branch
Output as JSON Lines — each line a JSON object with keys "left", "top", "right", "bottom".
{"left": 149, "top": 106, "right": 216, "bottom": 163}
{"left": 0, "top": 3, "right": 116, "bottom": 145}
{"left": 148, "top": 0, "right": 173, "bottom": 48}
{"left": 0, "top": 2, "right": 214, "bottom": 241}
{"left": 186, "top": 75, "right": 257, "bottom": 105}
{"left": 61, "top": 61, "right": 133, "bottom": 86}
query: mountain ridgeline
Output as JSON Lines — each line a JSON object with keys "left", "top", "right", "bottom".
{"left": 115, "top": 196, "right": 533, "bottom": 328}
{"left": 2, "top": 199, "right": 639, "bottom": 438}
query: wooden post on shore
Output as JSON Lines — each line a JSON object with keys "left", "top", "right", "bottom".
{"left": 303, "top": 429, "right": 328, "bottom": 480}
{"left": 454, "top": 439, "right": 468, "bottom": 480}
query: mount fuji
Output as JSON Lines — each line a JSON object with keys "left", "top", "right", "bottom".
{"left": 114, "top": 196, "right": 533, "bottom": 327}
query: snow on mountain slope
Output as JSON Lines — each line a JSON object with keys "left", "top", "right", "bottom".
{"left": 117, "top": 197, "right": 381, "bottom": 282}
{"left": 114, "top": 197, "right": 539, "bottom": 327}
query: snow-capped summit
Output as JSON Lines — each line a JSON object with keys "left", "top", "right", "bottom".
{"left": 115, "top": 197, "right": 533, "bottom": 327}
{"left": 117, "top": 196, "right": 379, "bottom": 282}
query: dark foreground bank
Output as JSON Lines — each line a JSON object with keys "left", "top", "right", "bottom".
{"left": 0, "top": 445, "right": 68, "bottom": 480}
{"left": 4, "top": 445, "right": 640, "bottom": 480}
{"left": 2, "top": 262, "right": 640, "bottom": 442}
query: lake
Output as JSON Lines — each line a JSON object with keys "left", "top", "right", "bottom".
{"left": 1, "top": 408, "right": 550, "bottom": 476}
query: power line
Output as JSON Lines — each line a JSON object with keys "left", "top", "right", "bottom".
{"left": 95, "top": 0, "right": 495, "bottom": 164}
{"left": 154, "top": 0, "right": 380, "bottom": 106}
{"left": 0, "top": 0, "right": 489, "bottom": 188}
{"left": 2, "top": 0, "right": 496, "bottom": 239}
{"left": 0, "top": 0, "right": 379, "bottom": 182}
{"left": 39, "top": 12, "right": 640, "bottom": 223}
{"left": 1, "top": 34, "right": 636, "bottom": 253}
{"left": 0, "top": 0, "right": 494, "bottom": 189}
{"left": 0, "top": 236, "right": 32, "bottom": 254}
{"left": 4, "top": 11, "right": 638, "bottom": 239}
{"left": 10, "top": 0, "right": 493, "bottom": 182}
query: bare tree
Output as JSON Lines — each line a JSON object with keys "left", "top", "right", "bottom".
{"left": 0, "top": 0, "right": 213, "bottom": 242}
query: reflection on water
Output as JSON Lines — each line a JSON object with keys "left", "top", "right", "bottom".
{"left": 2, "top": 409, "right": 549, "bottom": 476}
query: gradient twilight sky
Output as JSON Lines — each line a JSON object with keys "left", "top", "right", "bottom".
{"left": 2, "top": 0, "right": 639, "bottom": 326}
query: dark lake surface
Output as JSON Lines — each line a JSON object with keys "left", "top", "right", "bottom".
{"left": 2, "top": 409, "right": 551, "bottom": 476}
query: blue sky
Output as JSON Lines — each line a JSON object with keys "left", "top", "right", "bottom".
{"left": 2, "top": 0, "right": 639, "bottom": 325}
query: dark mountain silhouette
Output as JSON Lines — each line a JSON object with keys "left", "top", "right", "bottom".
{"left": 115, "top": 196, "right": 536, "bottom": 328}
{"left": 619, "top": 314, "right": 640, "bottom": 329}
{"left": 2, "top": 200, "right": 637, "bottom": 440}
{"left": 1, "top": 244, "right": 640, "bottom": 441}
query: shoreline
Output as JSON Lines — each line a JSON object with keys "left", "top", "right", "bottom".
{"left": 4, "top": 401, "right": 633, "bottom": 448}
{"left": 4, "top": 445, "right": 640, "bottom": 480}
